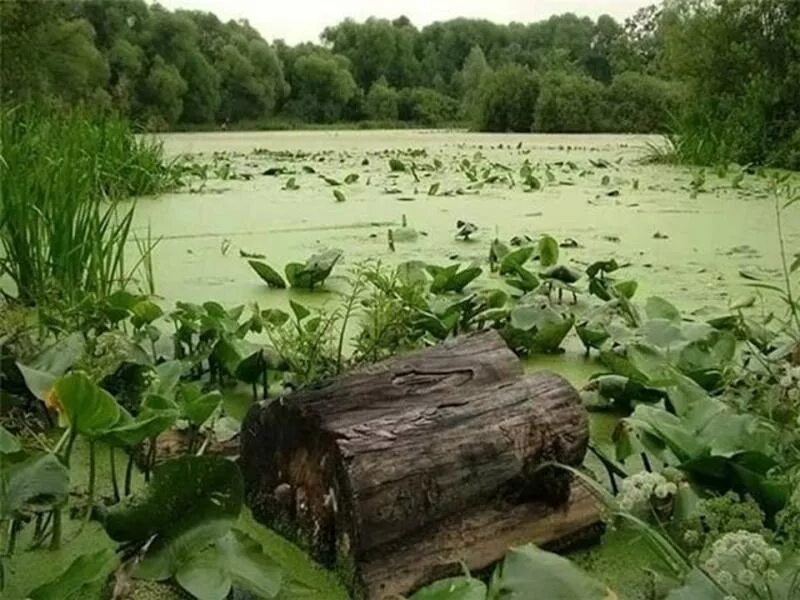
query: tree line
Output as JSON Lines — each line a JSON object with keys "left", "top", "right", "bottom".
{"left": 1, "top": 1, "right": 797, "bottom": 167}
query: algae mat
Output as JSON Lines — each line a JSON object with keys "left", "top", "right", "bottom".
{"left": 138, "top": 130, "right": 799, "bottom": 318}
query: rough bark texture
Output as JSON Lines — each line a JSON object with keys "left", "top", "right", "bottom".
{"left": 239, "top": 331, "right": 598, "bottom": 598}
{"left": 360, "top": 480, "right": 602, "bottom": 599}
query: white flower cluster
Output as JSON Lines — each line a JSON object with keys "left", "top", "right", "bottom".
{"left": 778, "top": 364, "right": 800, "bottom": 402}
{"left": 704, "top": 531, "right": 781, "bottom": 596}
{"left": 618, "top": 471, "right": 677, "bottom": 512}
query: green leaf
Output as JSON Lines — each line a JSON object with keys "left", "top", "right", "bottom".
{"left": 333, "top": 189, "right": 346, "bottom": 202}
{"left": 612, "top": 280, "right": 638, "bottom": 299}
{"left": 30, "top": 332, "right": 86, "bottom": 376}
{"left": 289, "top": 300, "right": 310, "bottom": 321}
{"left": 181, "top": 388, "right": 223, "bottom": 427}
{"left": 343, "top": 173, "right": 359, "bottom": 184}
{"left": 499, "top": 246, "right": 535, "bottom": 275}
{"left": 17, "top": 363, "right": 57, "bottom": 402}
{"left": 54, "top": 372, "right": 120, "bottom": 438}
{"left": 218, "top": 530, "right": 282, "bottom": 598}
{"left": 409, "top": 576, "right": 487, "bottom": 599}
{"left": 538, "top": 235, "right": 559, "bottom": 267}
{"left": 135, "top": 519, "right": 234, "bottom": 582}
{"left": 642, "top": 319, "right": 685, "bottom": 348}
{"left": 175, "top": 554, "right": 230, "bottom": 600}
{"left": 389, "top": 158, "right": 406, "bottom": 172}
{"left": 645, "top": 297, "right": 681, "bottom": 321}
{"left": 0, "top": 424, "right": 21, "bottom": 454}
{"left": 102, "top": 407, "right": 177, "bottom": 448}
{"left": 249, "top": 261, "right": 286, "bottom": 289}
{"left": 496, "top": 544, "right": 611, "bottom": 599}
{"left": 149, "top": 361, "right": 184, "bottom": 399}
{"left": 261, "top": 308, "right": 290, "bottom": 327}
{"left": 510, "top": 306, "right": 538, "bottom": 331}
{"left": 0, "top": 453, "right": 69, "bottom": 519}
{"left": 131, "top": 300, "right": 163, "bottom": 327}
{"left": 165, "top": 530, "right": 282, "bottom": 600}
{"left": 29, "top": 549, "right": 118, "bottom": 600}
{"left": 213, "top": 335, "right": 260, "bottom": 375}
{"left": 103, "top": 455, "right": 243, "bottom": 544}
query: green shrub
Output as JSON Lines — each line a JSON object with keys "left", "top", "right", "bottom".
{"left": 365, "top": 79, "right": 399, "bottom": 121}
{"left": 605, "top": 72, "right": 683, "bottom": 133}
{"left": 397, "top": 88, "right": 458, "bottom": 126}
{"left": 472, "top": 65, "right": 539, "bottom": 132}
{"left": 533, "top": 72, "right": 606, "bottom": 133}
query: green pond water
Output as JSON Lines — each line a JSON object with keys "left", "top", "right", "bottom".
{"left": 140, "top": 129, "right": 798, "bottom": 315}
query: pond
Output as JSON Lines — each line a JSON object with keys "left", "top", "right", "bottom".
{"left": 132, "top": 129, "right": 799, "bottom": 389}
{"left": 139, "top": 129, "right": 798, "bottom": 314}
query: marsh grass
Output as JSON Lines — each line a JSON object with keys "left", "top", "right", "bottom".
{"left": 0, "top": 106, "right": 179, "bottom": 305}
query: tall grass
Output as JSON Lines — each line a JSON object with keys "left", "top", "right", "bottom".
{"left": 0, "top": 106, "right": 179, "bottom": 305}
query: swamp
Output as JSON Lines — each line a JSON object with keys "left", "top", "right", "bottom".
{"left": 2, "top": 1, "right": 800, "bottom": 600}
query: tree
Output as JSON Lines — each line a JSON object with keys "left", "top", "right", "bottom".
{"left": 605, "top": 72, "right": 683, "bottom": 133}
{"left": 459, "top": 45, "right": 491, "bottom": 121}
{"left": 398, "top": 88, "right": 458, "bottom": 126}
{"left": 138, "top": 56, "right": 188, "bottom": 129}
{"left": 287, "top": 52, "right": 359, "bottom": 122}
{"left": 472, "top": 65, "right": 539, "bottom": 132}
{"left": 0, "top": 1, "right": 109, "bottom": 104}
{"left": 533, "top": 72, "right": 606, "bottom": 133}
{"left": 365, "top": 78, "right": 399, "bottom": 121}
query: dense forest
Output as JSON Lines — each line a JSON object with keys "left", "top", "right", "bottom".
{"left": 1, "top": 0, "right": 799, "bottom": 167}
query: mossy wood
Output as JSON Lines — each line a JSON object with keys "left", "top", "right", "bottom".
{"left": 240, "top": 330, "right": 599, "bottom": 598}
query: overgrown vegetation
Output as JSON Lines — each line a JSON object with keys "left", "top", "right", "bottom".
{"left": 2, "top": 1, "right": 800, "bottom": 598}
{"left": 0, "top": 107, "right": 180, "bottom": 306}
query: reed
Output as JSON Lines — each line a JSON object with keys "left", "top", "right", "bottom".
{"left": 0, "top": 106, "right": 179, "bottom": 305}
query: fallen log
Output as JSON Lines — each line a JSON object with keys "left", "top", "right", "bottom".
{"left": 239, "top": 331, "right": 598, "bottom": 598}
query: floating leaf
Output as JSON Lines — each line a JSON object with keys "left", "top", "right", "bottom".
{"left": 389, "top": 158, "right": 406, "bottom": 172}
{"left": 333, "top": 189, "right": 346, "bottom": 202}
{"left": 343, "top": 173, "right": 359, "bottom": 184}
{"left": 645, "top": 297, "right": 681, "bottom": 321}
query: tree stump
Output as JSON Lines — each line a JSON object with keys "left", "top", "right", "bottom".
{"left": 239, "top": 331, "right": 599, "bottom": 598}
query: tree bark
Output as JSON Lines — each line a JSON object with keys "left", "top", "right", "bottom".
{"left": 240, "top": 331, "right": 597, "bottom": 598}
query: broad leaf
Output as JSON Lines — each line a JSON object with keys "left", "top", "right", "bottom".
{"left": 495, "top": 544, "right": 612, "bottom": 599}
{"left": 54, "top": 372, "right": 120, "bottom": 437}
{"left": 249, "top": 261, "right": 286, "bottom": 289}
{"left": 0, "top": 453, "right": 69, "bottom": 518}
{"left": 645, "top": 297, "right": 681, "bottom": 321}
{"left": 410, "top": 577, "right": 487, "bottom": 599}
{"left": 29, "top": 549, "right": 118, "bottom": 600}
{"left": 0, "top": 424, "right": 22, "bottom": 454}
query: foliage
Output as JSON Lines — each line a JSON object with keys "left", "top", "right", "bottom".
{"left": 659, "top": 0, "right": 800, "bottom": 169}
{"left": 365, "top": 78, "right": 399, "bottom": 121}
{"left": 534, "top": 71, "right": 606, "bottom": 133}
{"left": 472, "top": 65, "right": 539, "bottom": 132}
{"left": 0, "top": 107, "right": 178, "bottom": 305}
{"left": 409, "top": 543, "right": 612, "bottom": 599}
